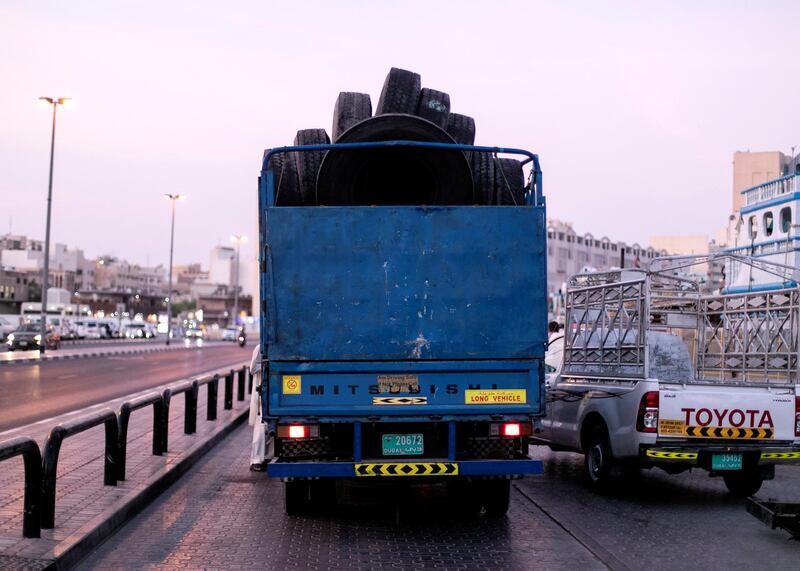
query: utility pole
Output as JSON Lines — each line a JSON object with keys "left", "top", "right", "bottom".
{"left": 163, "top": 194, "right": 186, "bottom": 345}
{"left": 230, "top": 235, "right": 247, "bottom": 328}
{"left": 38, "top": 96, "right": 70, "bottom": 353}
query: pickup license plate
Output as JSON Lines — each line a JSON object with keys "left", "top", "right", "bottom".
{"left": 712, "top": 453, "right": 742, "bottom": 470}
{"left": 382, "top": 434, "right": 423, "bottom": 456}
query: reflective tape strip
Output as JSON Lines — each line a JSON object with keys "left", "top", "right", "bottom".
{"left": 685, "top": 426, "right": 774, "bottom": 439}
{"left": 760, "top": 451, "right": 800, "bottom": 460}
{"left": 645, "top": 450, "right": 698, "bottom": 460}
{"left": 354, "top": 462, "right": 459, "bottom": 477}
{"left": 372, "top": 397, "right": 428, "bottom": 405}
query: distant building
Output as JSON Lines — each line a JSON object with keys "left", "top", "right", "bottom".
{"left": 0, "top": 234, "right": 95, "bottom": 291}
{"left": 0, "top": 269, "right": 31, "bottom": 313}
{"left": 172, "top": 263, "right": 209, "bottom": 296}
{"left": 191, "top": 281, "right": 252, "bottom": 326}
{"left": 208, "top": 246, "right": 235, "bottom": 286}
{"left": 732, "top": 151, "right": 792, "bottom": 213}
{"left": 94, "top": 257, "right": 166, "bottom": 295}
{"left": 546, "top": 219, "right": 666, "bottom": 297}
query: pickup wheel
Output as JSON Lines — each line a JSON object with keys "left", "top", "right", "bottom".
{"left": 584, "top": 425, "right": 614, "bottom": 490}
{"left": 723, "top": 470, "right": 764, "bottom": 497}
{"left": 375, "top": 67, "right": 421, "bottom": 115}
{"left": 480, "top": 480, "right": 511, "bottom": 517}
{"left": 284, "top": 481, "right": 311, "bottom": 515}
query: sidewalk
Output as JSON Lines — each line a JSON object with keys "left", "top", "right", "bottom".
{"left": 0, "top": 362, "right": 249, "bottom": 570}
{"left": 0, "top": 340, "right": 226, "bottom": 366}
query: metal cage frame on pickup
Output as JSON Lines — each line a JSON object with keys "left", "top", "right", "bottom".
{"left": 563, "top": 254, "right": 800, "bottom": 386}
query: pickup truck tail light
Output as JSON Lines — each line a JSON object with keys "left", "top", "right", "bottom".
{"left": 636, "top": 391, "right": 659, "bottom": 433}
{"left": 795, "top": 396, "right": 800, "bottom": 437}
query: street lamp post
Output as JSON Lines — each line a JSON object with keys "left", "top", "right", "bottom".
{"left": 230, "top": 235, "right": 247, "bottom": 328}
{"left": 38, "top": 96, "right": 70, "bottom": 353}
{"left": 163, "top": 194, "right": 186, "bottom": 345}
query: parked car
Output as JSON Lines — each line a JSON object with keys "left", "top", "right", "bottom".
{"left": 6, "top": 323, "right": 60, "bottom": 351}
{"left": 0, "top": 315, "right": 20, "bottom": 341}
{"left": 123, "top": 322, "right": 155, "bottom": 339}
{"left": 220, "top": 327, "right": 237, "bottom": 341}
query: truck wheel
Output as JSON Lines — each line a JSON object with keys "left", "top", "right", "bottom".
{"left": 332, "top": 92, "right": 372, "bottom": 142}
{"left": 416, "top": 88, "right": 451, "bottom": 130}
{"left": 284, "top": 481, "right": 311, "bottom": 515}
{"left": 308, "top": 479, "right": 336, "bottom": 513}
{"left": 446, "top": 113, "right": 476, "bottom": 145}
{"left": 267, "top": 151, "right": 303, "bottom": 206}
{"left": 723, "top": 470, "right": 764, "bottom": 497}
{"left": 494, "top": 158, "right": 526, "bottom": 205}
{"left": 584, "top": 425, "right": 614, "bottom": 490}
{"left": 293, "top": 128, "right": 330, "bottom": 205}
{"left": 375, "top": 67, "right": 421, "bottom": 115}
{"left": 469, "top": 151, "right": 494, "bottom": 205}
{"left": 480, "top": 480, "right": 511, "bottom": 517}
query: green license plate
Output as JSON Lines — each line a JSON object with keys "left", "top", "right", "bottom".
{"left": 712, "top": 453, "right": 743, "bottom": 470}
{"left": 382, "top": 434, "right": 423, "bottom": 456}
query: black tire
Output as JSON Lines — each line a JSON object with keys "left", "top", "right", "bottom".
{"left": 446, "top": 113, "right": 476, "bottom": 146}
{"left": 293, "top": 129, "right": 330, "bottom": 205}
{"left": 723, "top": 470, "right": 764, "bottom": 497}
{"left": 494, "top": 158, "right": 525, "bottom": 206}
{"left": 309, "top": 479, "right": 336, "bottom": 513}
{"left": 375, "top": 68, "right": 421, "bottom": 115}
{"left": 332, "top": 92, "right": 372, "bottom": 142}
{"left": 416, "top": 88, "right": 450, "bottom": 130}
{"left": 284, "top": 481, "right": 311, "bottom": 516}
{"left": 266, "top": 150, "right": 303, "bottom": 206}
{"left": 469, "top": 151, "right": 494, "bottom": 205}
{"left": 317, "top": 114, "right": 473, "bottom": 206}
{"left": 584, "top": 424, "right": 614, "bottom": 491}
{"left": 480, "top": 480, "right": 511, "bottom": 517}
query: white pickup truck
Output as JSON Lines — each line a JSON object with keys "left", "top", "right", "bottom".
{"left": 538, "top": 264, "right": 800, "bottom": 496}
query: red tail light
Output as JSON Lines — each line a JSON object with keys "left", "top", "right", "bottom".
{"left": 795, "top": 396, "right": 800, "bottom": 437}
{"left": 288, "top": 425, "right": 307, "bottom": 439}
{"left": 502, "top": 423, "right": 521, "bottom": 437}
{"left": 636, "top": 391, "right": 659, "bottom": 433}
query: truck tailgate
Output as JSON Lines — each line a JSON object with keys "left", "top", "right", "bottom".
{"left": 658, "top": 383, "right": 798, "bottom": 442}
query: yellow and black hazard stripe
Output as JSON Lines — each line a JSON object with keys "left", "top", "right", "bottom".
{"left": 354, "top": 462, "right": 458, "bottom": 477}
{"left": 684, "top": 426, "right": 774, "bottom": 439}
{"left": 372, "top": 397, "right": 428, "bottom": 405}
{"left": 760, "top": 451, "right": 800, "bottom": 460}
{"left": 645, "top": 450, "right": 698, "bottom": 461}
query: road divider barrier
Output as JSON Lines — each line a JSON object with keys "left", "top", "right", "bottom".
{"left": 0, "top": 364, "right": 253, "bottom": 538}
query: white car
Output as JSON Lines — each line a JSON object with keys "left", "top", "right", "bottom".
{"left": 221, "top": 327, "right": 237, "bottom": 341}
{"left": 124, "top": 323, "right": 155, "bottom": 339}
{"left": 0, "top": 315, "right": 21, "bottom": 340}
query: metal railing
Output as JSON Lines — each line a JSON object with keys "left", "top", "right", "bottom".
{"left": 742, "top": 173, "right": 799, "bottom": 207}
{"left": 0, "top": 437, "right": 42, "bottom": 538}
{"left": 0, "top": 364, "right": 251, "bottom": 537}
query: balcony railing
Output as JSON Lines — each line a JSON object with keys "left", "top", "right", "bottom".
{"left": 743, "top": 173, "right": 800, "bottom": 207}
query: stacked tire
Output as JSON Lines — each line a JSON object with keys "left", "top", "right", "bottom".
{"left": 270, "top": 67, "right": 527, "bottom": 207}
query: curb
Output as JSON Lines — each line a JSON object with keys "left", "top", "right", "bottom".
{"left": 0, "top": 343, "right": 213, "bottom": 366}
{"left": 47, "top": 408, "right": 248, "bottom": 570}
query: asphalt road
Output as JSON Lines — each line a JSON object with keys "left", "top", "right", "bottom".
{"left": 77, "top": 433, "right": 800, "bottom": 570}
{"left": 0, "top": 343, "right": 251, "bottom": 432}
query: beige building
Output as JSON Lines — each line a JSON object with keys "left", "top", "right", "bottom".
{"left": 732, "top": 151, "right": 788, "bottom": 213}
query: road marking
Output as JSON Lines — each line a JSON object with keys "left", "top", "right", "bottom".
{"left": 58, "top": 374, "right": 77, "bottom": 379}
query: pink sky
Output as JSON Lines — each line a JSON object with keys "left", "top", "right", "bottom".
{"left": 1, "top": 1, "right": 799, "bottom": 267}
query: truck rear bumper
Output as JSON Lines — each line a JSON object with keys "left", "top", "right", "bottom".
{"left": 640, "top": 445, "right": 800, "bottom": 466}
{"left": 266, "top": 458, "right": 543, "bottom": 479}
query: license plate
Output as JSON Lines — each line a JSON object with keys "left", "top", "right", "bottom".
{"left": 19, "top": 342, "right": 27, "bottom": 347}
{"left": 382, "top": 434, "right": 423, "bottom": 456}
{"left": 712, "top": 453, "right": 743, "bottom": 470}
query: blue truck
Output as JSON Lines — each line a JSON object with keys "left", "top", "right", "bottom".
{"left": 258, "top": 139, "right": 547, "bottom": 516}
